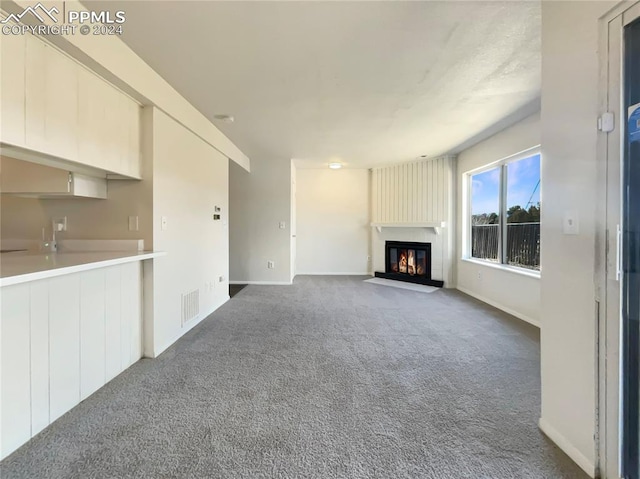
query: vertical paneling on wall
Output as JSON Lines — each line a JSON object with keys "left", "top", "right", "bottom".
{"left": 371, "top": 156, "right": 452, "bottom": 223}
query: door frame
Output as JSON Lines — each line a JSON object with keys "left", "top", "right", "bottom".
{"left": 597, "top": 3, "right": 640, "bottom": 478}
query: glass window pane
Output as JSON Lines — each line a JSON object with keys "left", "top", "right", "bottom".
{"left": 471, "top": 167, "right": 501, "bottom": 262}
{"left": 506, "top": 154, "right": 541, "bottom": 270}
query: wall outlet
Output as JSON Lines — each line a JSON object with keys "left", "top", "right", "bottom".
{"left": 128, "top": 216, "right": 139, "bottom": 231}
{"left": 477, "top": 270, "right": 482, "bottom": 281}
{"left": 267, "top": 261, "right": 275, "bottom": 269}
{"left": 161, "top": 216, "right": 168, "bottom": 231}
{"left": 52, "top": 216, "right": 67, "bottom": 232}
{"left": 279, "top": 221, "right": 286, "bottom": 229}
{"left": 367, "top": 255, "right": 371, "bottom": 262}
{"left": 219, "top": 275, "right": 225, "bottom": 282}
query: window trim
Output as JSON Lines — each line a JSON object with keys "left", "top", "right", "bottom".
{"left": 463, "top": 145, "right": 542, "bottom": 272}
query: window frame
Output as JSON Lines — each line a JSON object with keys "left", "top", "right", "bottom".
{"left": 463, "top": 145, "right": 542, "bottom": 274}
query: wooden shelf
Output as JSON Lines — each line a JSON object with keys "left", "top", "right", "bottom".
{"left": 370, "top": 222, "right": 446, "bottom": 235}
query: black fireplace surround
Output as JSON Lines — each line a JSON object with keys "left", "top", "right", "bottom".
{"left": 374, "top": 240, "right": 444, "bottom": 288}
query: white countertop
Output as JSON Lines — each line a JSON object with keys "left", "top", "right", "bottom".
{"left": 0, "top": 250, "right": 166, "bottom": 287}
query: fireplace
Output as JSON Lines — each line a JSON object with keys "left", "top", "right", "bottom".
{"left": 374, "top": 241, "right": 444, "bottom": 287}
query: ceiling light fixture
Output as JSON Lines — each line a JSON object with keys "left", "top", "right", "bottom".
{"left": 328, "top": 162, "right": 343, "bottom": 169}
{"left": 214, "top": 114, "right": 235, "bottom": 123}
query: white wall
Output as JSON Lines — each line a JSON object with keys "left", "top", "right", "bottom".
{"left": 148, "top": 108, "right": 229, "bottom": 356}
{"left": 229, "top": 157, "right": 292, "bottom": 284}
{"left": 455, "top": 112, "right": 541, "bottom": 326}
{"left": 296, "top": 168, "right": 370, "bottom": 275}
{"left": 539, "top": 2, "right": 617, "bottom": 476}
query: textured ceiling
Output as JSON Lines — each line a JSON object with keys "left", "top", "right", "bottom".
{"left": 89, "top": 1, "right": 541, "bottom": 168}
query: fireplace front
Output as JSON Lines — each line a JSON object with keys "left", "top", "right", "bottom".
{"left": 374, "top": 240, "right": 444, "bottom": 287}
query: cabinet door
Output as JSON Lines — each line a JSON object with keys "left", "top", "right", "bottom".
{"left": 44, "top": 44, "right": 78, "bottom": 161}
{"left": 24, "top": 34, "right": 47, "bottom": 153}
{"left": 1, "top": 284, "right": 31, "bottom": 460}
{"left": 49, "top": 274, "right": 81, "bottom": 422}
{"left": 77, "top": 67, "right": 106, "bottom": 169}
{"left": 25, "top": 35, "right": 78, "bottom": 161}
{"left": 0, "top": 25, "right": 26, "bottom": 147}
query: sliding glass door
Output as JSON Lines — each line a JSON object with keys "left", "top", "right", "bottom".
{"left": 623, "top": 15, "right": 640, "bottom": 479}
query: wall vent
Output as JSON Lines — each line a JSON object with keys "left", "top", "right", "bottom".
{"left": 181, "top": 289, "right": 200, "bottom": 326}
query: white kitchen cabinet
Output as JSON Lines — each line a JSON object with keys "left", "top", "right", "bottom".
{"left": 48, "top": 274, "right": 81, "bottom": 422}
{"left": 80, "top": 269, "right": 107, "bottom": 401}
{"left": 0, "top": 284, "right": 31, "bottom": 459}
{"left": 77, "top": 64, "right": 141, "bottom": 178}
{"left": 30, "top": 280, "right": 50, "bottom": 436}
{"left": 77, "top": 67, "right": 106, "bottom": 170}
{"left": 44, "top": 45, "right": 78, "bottom": 161}
{"left": 25, "top": 35, "right": 79, "bottom": 161}
{"left": 11, "top": 33, "right": 140, "bottom": 178}
{"left": 0, "top": 24, "right": 26, "bottom": 147}
{"left": 24, "top": 33, "right": 47, "bottom": 154}
{"left": 105, "top": 266, "right": 123, "bottom": 381}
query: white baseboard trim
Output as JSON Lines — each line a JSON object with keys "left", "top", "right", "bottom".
{"left": 456, "top": 286, "right": 540, "bottom": 328}
{"left": 538, "top": 417, "right": 596, "bottom": 478}
{"left": 295, "top": 272, "right": 372, "bottom": 276}
{"left": 229, "top": 280, "right": 292, "bottom": 285}
{"left": 152, "top": 295, "right": 230, "bottom": 358}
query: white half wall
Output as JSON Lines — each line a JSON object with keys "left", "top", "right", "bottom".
{"left": 148, "top": 108, "right": 229, "bottom": 356}
{"left": 296, "top": 168, "right": 370, "bottom": 275}
{"left": 455, "top": 112, "right": 541, "bottom": 326}
{"left": 229, "top": 157, "right": 291, "bottom": 283}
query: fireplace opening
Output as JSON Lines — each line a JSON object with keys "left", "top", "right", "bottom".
{"left": 375, "top": 240, "right": 444, "bottom": 287}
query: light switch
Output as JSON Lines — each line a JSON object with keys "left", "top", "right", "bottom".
{"left": 161, "top": 216, "right": 168, "bottom": 231}
{"left": 279, "top": 221, "right": 286, "bottom": 229}
{"left": 563, "top": 211, "right": 579, "bottom": 235}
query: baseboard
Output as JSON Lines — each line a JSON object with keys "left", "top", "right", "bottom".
{"left": 456, "top": 286, "right": 540, "bottom": 328}
{"left": 295, "top": 272, "right": 372, "bottom": 276}
{"left": 229, "top": 280, "right": 292, "bottom": 285}
{"left": 538, "top": 417, "right": 596, "bottom": 478}
{"left": 151, "top": 295, "right": 230, "bottom": 358}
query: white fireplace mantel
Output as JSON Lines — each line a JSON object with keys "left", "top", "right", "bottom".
{"left": 370, "top": 222, "right": 446, "bottom": 235}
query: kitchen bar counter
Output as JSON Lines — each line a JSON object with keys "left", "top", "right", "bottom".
{"left": 0, "top": 250, "right": 165, "bottom": 287}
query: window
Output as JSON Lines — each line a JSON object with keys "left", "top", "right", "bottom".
{"left": 468, "top": 149, "right": 541, "bottom": 271}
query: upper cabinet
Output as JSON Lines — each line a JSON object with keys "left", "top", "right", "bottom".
{"left": 1, "top": 32, "right": 141, "bottom": 179}
{"left": 0, "top": 25, "right": 26, "bottom": 147}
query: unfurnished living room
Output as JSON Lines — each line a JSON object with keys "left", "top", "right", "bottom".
{"left": 1, "top": 1, "right": 640, "bottom": 478}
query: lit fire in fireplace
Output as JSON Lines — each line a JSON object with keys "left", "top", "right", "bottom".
{"left": 390, "top": 247, "right": 426, "bottom": 277}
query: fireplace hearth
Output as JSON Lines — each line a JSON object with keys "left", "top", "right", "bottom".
{"left": 374, "top": 240, "right": 444, "bottom": 287}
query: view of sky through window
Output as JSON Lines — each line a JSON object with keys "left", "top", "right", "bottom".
{"left": 471, "top": 154, "right": 541, "bottom": 218}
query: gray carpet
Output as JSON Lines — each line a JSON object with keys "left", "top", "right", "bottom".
{"left": 1, "top": 275, "right": 588, "bottom": 478}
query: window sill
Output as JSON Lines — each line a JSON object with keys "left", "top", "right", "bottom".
{"left": 460, "top": 257, "right": 541, "bottom": 279}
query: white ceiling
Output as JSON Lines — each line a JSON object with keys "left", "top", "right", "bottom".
{"left": 89, "top": 1, "right": 541, "bottom": 169}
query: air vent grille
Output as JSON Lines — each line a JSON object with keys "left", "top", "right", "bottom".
{"left": 181, "top": 289, "right": 199, "bottom": 326}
